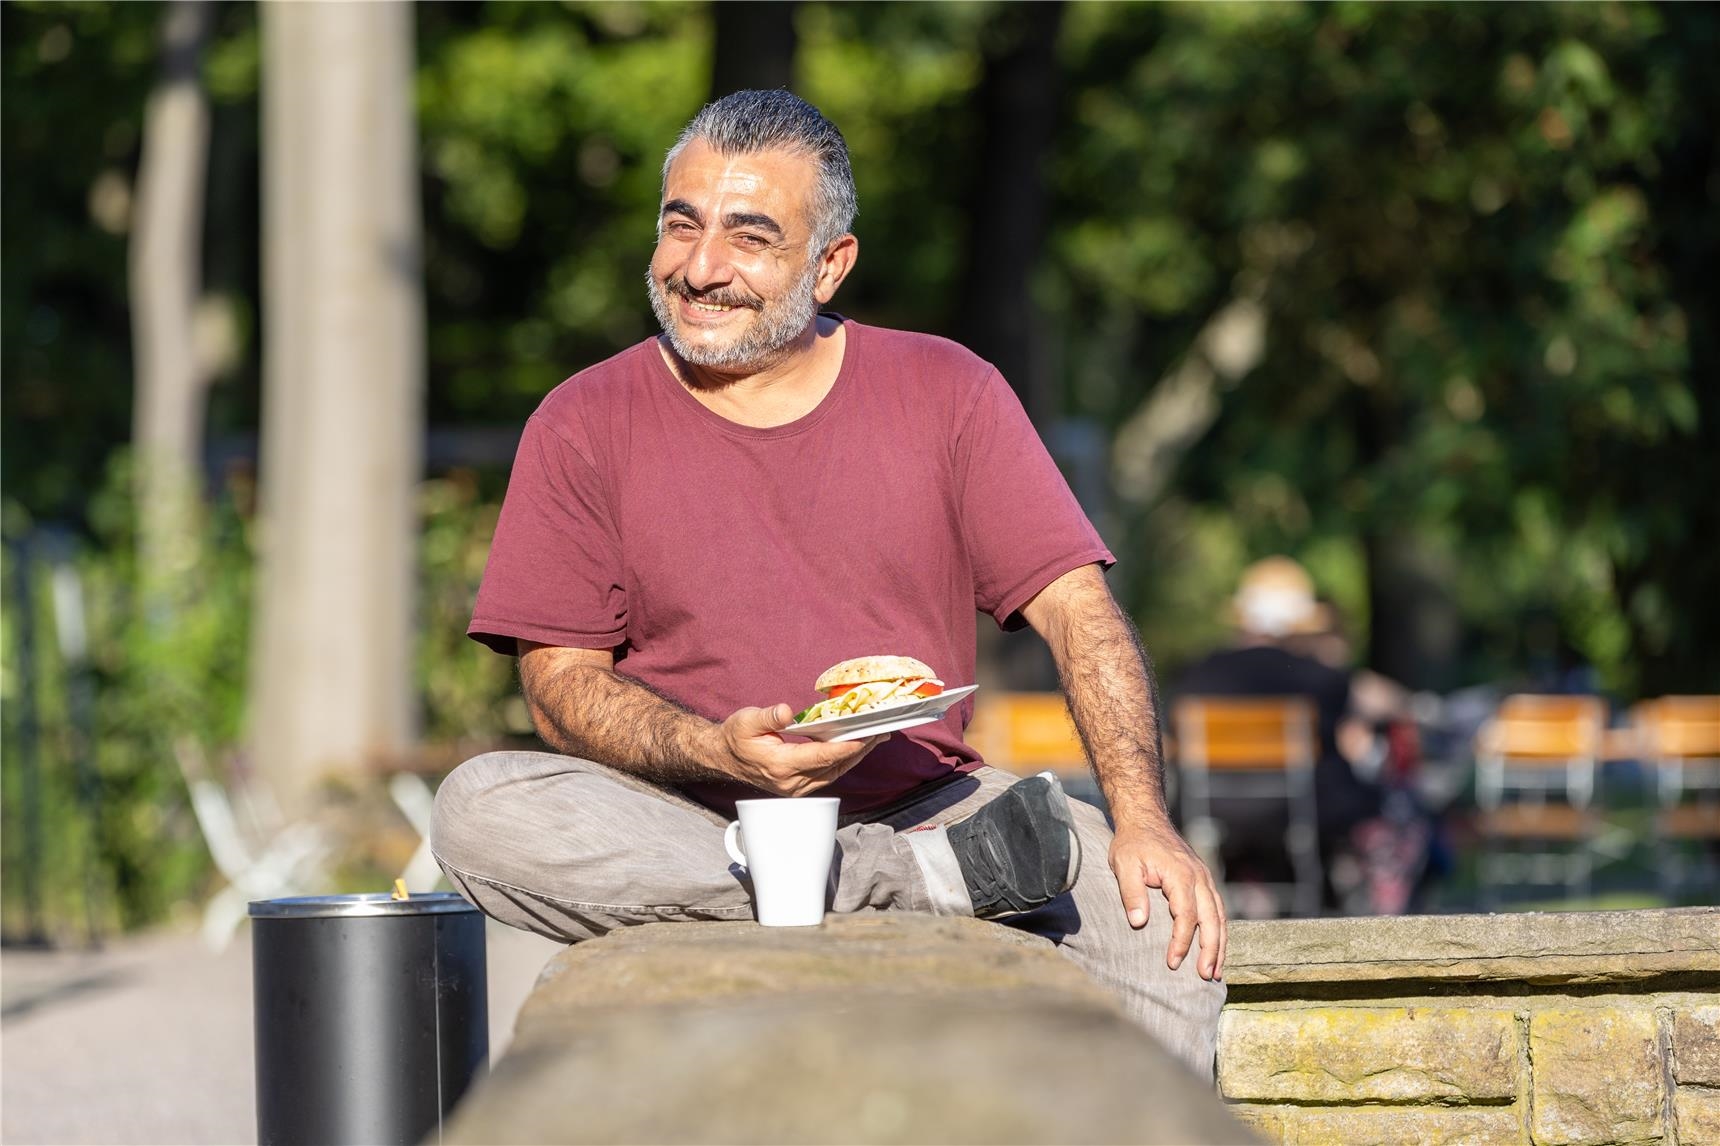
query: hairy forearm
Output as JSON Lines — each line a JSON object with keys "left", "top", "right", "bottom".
{"left": 1033, "top": 572, "right": 1171, "bottom": 828}
{"left": 520, "top": 659, "right": 728, "bottom": 785}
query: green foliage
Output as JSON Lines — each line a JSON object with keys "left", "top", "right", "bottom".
{"left": 1048, "top": 1, "right": 1713, "bottom": 694}
{"left": 1, "top": 468, "right": 539, "bottom": 935}
{"left": 1, "top": 457, "right": 249, "bottom": 936}
{"left": 417, "top": 471, "right": 528, "bottom": 744}
{"left": 416, "top": 2, "right": 709, "bottom": 421}
{"left": 1, "top": 1, "right": 161, "bottom": 520}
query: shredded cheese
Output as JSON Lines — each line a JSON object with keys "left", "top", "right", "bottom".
{"left": 797, "top": 677, "right": 944, "bottom": 723}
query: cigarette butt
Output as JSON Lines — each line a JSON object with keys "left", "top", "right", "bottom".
{"left": 391, "top": 878, "right": 409, "bottom": 901}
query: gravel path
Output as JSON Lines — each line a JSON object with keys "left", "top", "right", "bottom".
{"left": 2, "top": 919, "right": 563, "bottom": 1145}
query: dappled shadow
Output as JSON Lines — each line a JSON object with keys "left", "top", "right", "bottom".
{"left": 1, "top": 967, "right": 132, "bottom": 1022}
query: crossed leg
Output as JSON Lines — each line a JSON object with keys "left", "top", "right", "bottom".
{"left": 432, "top": 751, "right": 1224, "bottom": 1077}
{"left": 866, "top": 766, "right": 1225, "bottom": 1077}
{"left": 431, "top": 751, "right": 937, "bottom": 940}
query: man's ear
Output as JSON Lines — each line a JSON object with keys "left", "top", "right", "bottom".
{"left": 813, "top": 234, "right": 859, "bottom": 304}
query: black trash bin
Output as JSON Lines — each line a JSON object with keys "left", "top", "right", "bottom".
{"left": 249, "top": 892, "right": 488, "bottom": 1146}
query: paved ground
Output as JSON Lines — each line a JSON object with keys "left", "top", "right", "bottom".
{"left": 1, "top": 919, "right": 563, "bottom": 1145}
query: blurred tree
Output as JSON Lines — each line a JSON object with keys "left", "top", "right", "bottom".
{"left": 953, "top": 1, "right": 1065, "bottom": 422}
{"left": 249, "top": 0, "right": 424, "bottom": 808}
{"left": 1053, "top": 1, "right": 1712, "bottom": 695}
{"left": 711, "top": 1, "right": 797, "bottom": 99}
{"left": 2, "top": 1, "right": 161, "bottom": 520}
{"left": 130, "top": 0, "right": 214, "bottom": 609}
{"left": 1619, "top": 1, "right": 1720, "bottom": 696}
{"left": 413, "top": 1, "right": 704, "bottom": 427}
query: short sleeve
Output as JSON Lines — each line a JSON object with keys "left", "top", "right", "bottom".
{"left": 956, "top": 371, "right": 1115, "bottom": 630}
{"left": 467, "top": 413, "right": 628, "bottom": 655}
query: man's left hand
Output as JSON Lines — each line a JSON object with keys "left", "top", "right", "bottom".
{"left": 1107, "top": 819, "right": 1227, "bottom": 981}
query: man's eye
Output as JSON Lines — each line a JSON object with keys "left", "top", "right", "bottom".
{"left": 732, "top": 233, "right": 768, "bottom": 249}
{"left": 666, "top": 221, "right": 698, "bottom": 238}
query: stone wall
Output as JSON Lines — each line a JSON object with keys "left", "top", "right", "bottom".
{"left": 1218, "top": 908, "right": 1720, "bottom": 1146}
{"left": 450, "top": 907, "right": 1716, "bottom": 1144}
{"left": 448, "top": 913, "right": 1251, "bottom": 1145}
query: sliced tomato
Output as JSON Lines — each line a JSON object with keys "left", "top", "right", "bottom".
{"left": 826, "top": 680, "right": 944, "bottom": 699}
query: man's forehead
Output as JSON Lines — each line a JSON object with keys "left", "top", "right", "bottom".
{"left": 662, "top": 140, "right": 817, "bottom": 204}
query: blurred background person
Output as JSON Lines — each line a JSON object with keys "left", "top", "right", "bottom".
{"left": 1174, "top": 557, "right": 1438, "bottom": 915}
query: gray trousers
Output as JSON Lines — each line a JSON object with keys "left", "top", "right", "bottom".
{"left": 432, "top": 752, "right": 1226, "bottom": 1078}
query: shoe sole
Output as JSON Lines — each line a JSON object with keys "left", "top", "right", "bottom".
{"left": 1034, "top": 770, "right": 1083, "bottom": 893}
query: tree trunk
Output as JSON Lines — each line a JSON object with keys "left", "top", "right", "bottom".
{"left": 250, "top": 0, "right": 425, "bottom": 810}
{"left": 1363, "top": 529, "right": 1462, "bottom": 694}
{"left": 710, "top": 2, "right": 798, "bottom": 100}
{"left": 1110, "top": 297, "right": 1268, "bottom": 507}
{"left": 1628, "top": 2, "right": 1720, "bottom": 696}
{"left": 1341, "top": 364, "right": 1459, "bottom": 692}
{"left": 953, "top": 2, "right": 1065, "bottom": 423}
{"left": 129, "top": 0, "right": 215, "bottom": 607}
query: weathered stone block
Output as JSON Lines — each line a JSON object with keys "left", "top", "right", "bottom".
{"left": 451, "top": 915, "right": 1253, "bottom": 1145}
{"left": 1528, "top": 1007, "right": 1663, "bottom": 1145}
{"left": 1225, "top": 1104, "right": 1287, "bottom": 1143}
{"left": 1671, "top": 1004, "right": 1720, "bottom": 1087}
{"left": 1218, "top": 1006, "right": 1518, "bottom": 1103}
{"left": 1226, "top": 907, "right": 1720, "bottom": 991}
{"left": 1675, "top": 1087, "right": 1720, "bottom": 1145}
{"left": 1278, "top": 1105, "right": 1525, "bottom": 1146}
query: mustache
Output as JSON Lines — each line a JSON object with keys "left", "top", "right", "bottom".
{"left": 664, "top": 276, "right": 762, "bottom": 311}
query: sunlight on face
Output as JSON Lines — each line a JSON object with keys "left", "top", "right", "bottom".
{"left": 646, "top": 141, "right": 827, "bottom": 373}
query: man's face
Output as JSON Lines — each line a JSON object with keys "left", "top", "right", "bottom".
{"left": 648, "top": 139, "right": 829, "bottom": 373}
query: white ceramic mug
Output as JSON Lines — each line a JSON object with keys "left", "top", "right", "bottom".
{"left": 723, "top": 797, "right": 840, "bottom": 927}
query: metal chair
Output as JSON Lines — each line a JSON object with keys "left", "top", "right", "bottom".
{"left": 388, "top": 771, "right": 447, "bottom": 894}
{"left": 1634, "top": 695, "right": 1720, "bottom": 899}
{"left": 174, "top": 739, "right": 330, "bottom": 951}
{"left": 1473, "top": 694, "right": 1606, "bottom": 904}
{"left": 1173, "top": 696, "right": 1321, "bottom": 918}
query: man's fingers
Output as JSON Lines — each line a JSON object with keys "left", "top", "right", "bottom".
{"left": 729, "top": 704, "right": 794, "bottom": 737}
{"left": 1113, "top": 860, "right": 1152, "bottom": 930}
{"left": 1160, "top": 871, "right": 1200, "bottom": 971}
{"left": 808, "top": 734, "right": 882, "bottom": 768}
{"left": 1215, "top": 896, "right": 1229, "bottom": 980}
{"left": 1209, "top": 873, "right": 1229, "bottom": 979}
{"left": 789, "top": 735, "right": 885, "bottom": 793}
{"left": 1195, "top": 879, "right": 1226, "bottom": 980}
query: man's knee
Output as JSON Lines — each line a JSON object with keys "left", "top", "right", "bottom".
{"left": 431, "top": 751, "right": 526, "bottom": 874}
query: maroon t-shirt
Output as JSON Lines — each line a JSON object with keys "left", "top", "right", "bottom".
{"left": 470, "top": 319, "right": 1114, "bottom": 814}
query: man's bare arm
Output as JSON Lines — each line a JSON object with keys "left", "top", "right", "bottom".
{"left": 1020, "top": 569, "right": 1170, "bottom": 827}
{"left": 516, "top": 641, "right": 879, "bottom": 797}
{"left": 1021, "top": 565, "right": 1227, "bottom": 980}
{"left": 518, "top": 642, "right": 719, "bottom": 781}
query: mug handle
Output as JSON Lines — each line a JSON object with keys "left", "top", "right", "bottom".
{"left": 723, "top": 820, "right": 747, "bottom": 868}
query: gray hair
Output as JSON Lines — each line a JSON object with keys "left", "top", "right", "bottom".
{"left": 662, "top": 89, "right": 857, "bottom": 253}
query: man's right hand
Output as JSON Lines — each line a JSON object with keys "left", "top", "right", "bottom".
{"left": 709, "top": 704, "right": 884, "bottom": 797}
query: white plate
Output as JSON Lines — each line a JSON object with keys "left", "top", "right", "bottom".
{"left": 787, "top": 684, "right": 978, "bottom": 743}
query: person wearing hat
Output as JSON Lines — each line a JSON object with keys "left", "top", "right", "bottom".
{"left": 1173, "top": 557, "right": 1387, "bottom": 910}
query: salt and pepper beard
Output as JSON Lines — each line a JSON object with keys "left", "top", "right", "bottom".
{"left": 646, "top": 256, "right": 824, "bottom": 379}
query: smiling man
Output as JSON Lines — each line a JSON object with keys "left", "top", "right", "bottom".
{"left": 432, "top": 90, "right": 1227, "bottom": 1079}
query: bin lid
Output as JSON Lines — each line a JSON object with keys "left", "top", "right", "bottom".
{"left": 248, "top": 892, "right": 479, "bottom": 918}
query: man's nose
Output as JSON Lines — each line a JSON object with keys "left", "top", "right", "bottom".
{"left": 683, "top": 231, "right": 733, "bottom": 291}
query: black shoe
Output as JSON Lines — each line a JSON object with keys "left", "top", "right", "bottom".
{"left": 947, "top": 773, "right": 1081, "bottom": 918}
